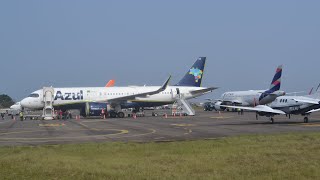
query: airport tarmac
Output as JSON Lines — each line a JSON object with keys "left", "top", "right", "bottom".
{"left": 1, "top": 110, "right": 320, "bottom": 146}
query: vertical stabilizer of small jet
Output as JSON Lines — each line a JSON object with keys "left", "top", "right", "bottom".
{"left": 268, "top": 65, "right": 282, "bottom": 93}
{"left": 309, "top": 87, "right": 314, "bottom": 95}
{"left": 316, "top": 83, "right": 320, "bottom": 92}
{"left": 175, "top": 57, "right": 206, "bottom": 87}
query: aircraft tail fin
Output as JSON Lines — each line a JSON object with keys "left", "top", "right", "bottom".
{"left": 309, "top": 87, "right": 314, "bottom": 95}
{"left": 105, "top": 80, "right": 115, "bottom": 87}
{"left": 175, "top": 57, "right": 206, "bottom": 87}
{"left": 268, "top": 65, "right": 282, "bottom": 93}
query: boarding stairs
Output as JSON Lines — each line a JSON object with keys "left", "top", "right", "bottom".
{"left": 173, "top": 94, "right": 195, "bottom": 116}
{"left": 42, "top": 87, "right": 55, "bottom": 120}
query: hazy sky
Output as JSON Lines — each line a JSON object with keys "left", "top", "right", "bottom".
{"left": 1, "top": 0, "right": 319, "bottom": 101}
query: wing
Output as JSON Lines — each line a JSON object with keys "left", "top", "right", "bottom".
{"left": 221, "top": 100, "right": 244, "bottom": 105}
{"left": 307, "top": 108, "right": 320, "bottom": 114}
{"left": 103, "top": 76, "right": 171, "bottom": 103}
{"left": 220, "top": 105, "right": 286, "bottom": 115}
{"left": 292, "top": 98, "right": 320, "bottom": 105}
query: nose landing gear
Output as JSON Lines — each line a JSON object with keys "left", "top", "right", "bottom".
{"left": 303, "top": 116, "right": 309, "bottom": 123}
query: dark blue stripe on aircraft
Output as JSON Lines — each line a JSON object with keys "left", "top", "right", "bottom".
{"left": 271, "top": 71, "right": 282, "bottom": 85}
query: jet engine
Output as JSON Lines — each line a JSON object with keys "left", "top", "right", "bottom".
{"left": 214, "top": 101, "right": 226, "bottom": 111}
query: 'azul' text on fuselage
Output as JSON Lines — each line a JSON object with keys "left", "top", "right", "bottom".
{"left": 54, "top": 90, "right": 84, "bottom": 100}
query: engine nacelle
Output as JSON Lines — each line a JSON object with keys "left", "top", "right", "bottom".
{"left": 81, "top": 102, "right": 110, "bottom": 117}
{"left": 214, "top": 101, "right": 226, "bottom": 111}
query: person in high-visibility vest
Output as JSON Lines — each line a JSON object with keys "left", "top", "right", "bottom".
{"left": 19, "top": 111, "right": 24, "bottom": 121}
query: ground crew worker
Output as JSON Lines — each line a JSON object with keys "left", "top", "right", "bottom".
{"left": 101, "top": 108, "right": 105, "bottom": 119}
{"left": 1, "top": 113, "right": 4, "bottom": 120}
{"left": 59, "top": 110, "right": 63, "bottom": 119}
{"left": 19, "top": 111, "right": 24, "bottom": 121}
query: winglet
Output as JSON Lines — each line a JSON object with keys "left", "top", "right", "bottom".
{"left": 105, "top": 80, "right": 115, "bottom": 87}
{"left": 159, "top": 75, "right": 171, "bottom": 91}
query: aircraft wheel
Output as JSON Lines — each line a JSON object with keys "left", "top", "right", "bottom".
{"left": 117, "top": 112, "right": 125, "bottom": 118}
{"left": 110, "top": 111, "right": 117, "bottom": 118}
{"left": 270, "top": 118, "right": 274, "bottom": 124}
{"left": 304, "top": 117, "right": 309, "bottom": 123}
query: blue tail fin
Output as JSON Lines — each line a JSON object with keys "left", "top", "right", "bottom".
{"left": 175, "top": 57, "right": 206, "bottom": 87}
{"left": 267, "top": 65, "right": 283, "bottom": 93}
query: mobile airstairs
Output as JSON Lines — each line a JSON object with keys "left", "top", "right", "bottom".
{"left": 172, "top": 94, "right": 195, "bottom": 116}
{"left": 42, "top": 87, "right": 55, "bottom": 120}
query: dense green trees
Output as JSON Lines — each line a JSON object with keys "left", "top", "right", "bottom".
{"left": 0, "top": 94, "right": 15, "bottom": 108}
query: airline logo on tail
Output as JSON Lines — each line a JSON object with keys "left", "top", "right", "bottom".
{"left": 269, "top": 65, "right": 282, "bottom": 93}
{"left": 189, "top": 68, "right": 203, "bottom": 83}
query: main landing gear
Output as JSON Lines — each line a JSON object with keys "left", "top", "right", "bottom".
{"left": 109, "top": 111, "right": 125, "bottom": 118}
{"left": 270, "top": 117, "right": 274, "bottom": 124}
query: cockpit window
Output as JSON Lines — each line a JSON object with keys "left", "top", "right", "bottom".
{"left": 28, "top": 93, "right": 40, "bottom": 98}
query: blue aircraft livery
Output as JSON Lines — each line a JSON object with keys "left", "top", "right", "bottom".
{"left": 175, "top": 57, "right": 206, "bottom": 87}
{"left": 54, "top": 90, "right": 84, "bottom": 100}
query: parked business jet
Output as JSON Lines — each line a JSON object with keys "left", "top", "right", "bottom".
{"left": 10, "top": 102, "right": 22, "bottom": 111}
{"left": 20, "top": 57, "right": 216, "bottom": 118}
{"left": 225, "top": 95, "right": 320, "bottom": 123}
{"left": 215, "top": 65, "right": 285, "bottom": 111}
{"left": 268, "top": 95, "right": 320, "bottom": 123}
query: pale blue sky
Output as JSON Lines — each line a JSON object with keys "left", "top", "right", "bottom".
{"left": 0, "top": 0, "right": 320, "bottom": 101}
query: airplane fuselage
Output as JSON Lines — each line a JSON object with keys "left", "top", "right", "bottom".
{"left": 221, "top": 90, "right": 285, "bottom": 106}
{"left": 21, "top": 86, "right": 207, "bottom": 110}
{"left": 269, "top": 96, "right": 320, "bottom": 115}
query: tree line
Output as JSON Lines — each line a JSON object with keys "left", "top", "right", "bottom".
{"left": 0, "top": 94, "right": 15, "bottom": 108}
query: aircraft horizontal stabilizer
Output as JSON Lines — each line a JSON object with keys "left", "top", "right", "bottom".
{"left": 220, "top": 105, "right": 286, "bottom": 115}
{"left": 190, "top": 87, "right": 218, "bottom": 95}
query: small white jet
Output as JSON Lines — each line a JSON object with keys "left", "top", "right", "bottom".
{"left": 21, "top": 57, "right": 216, "bottom": 118}
{"left": 215, "top": 65, "right": 285, "bottom": 114}
{"left": 266, "top": 95, "right": 320, "bottom": 123}
{"left": 10, "top": 102, "right": 22, "bottom": 111}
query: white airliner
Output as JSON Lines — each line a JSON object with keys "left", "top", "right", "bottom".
{"left": 215, "top": 65, "right": 285, "bottom": 113}
{"left": 20, "top": 57, "right": 216, "bottom": 118}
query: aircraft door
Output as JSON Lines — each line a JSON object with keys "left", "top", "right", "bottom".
{"left": 176, "top": 88, "right": 180, "bottom": 98}
{"left": 86, "top": 90, "right": 95, "bottom": 101}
